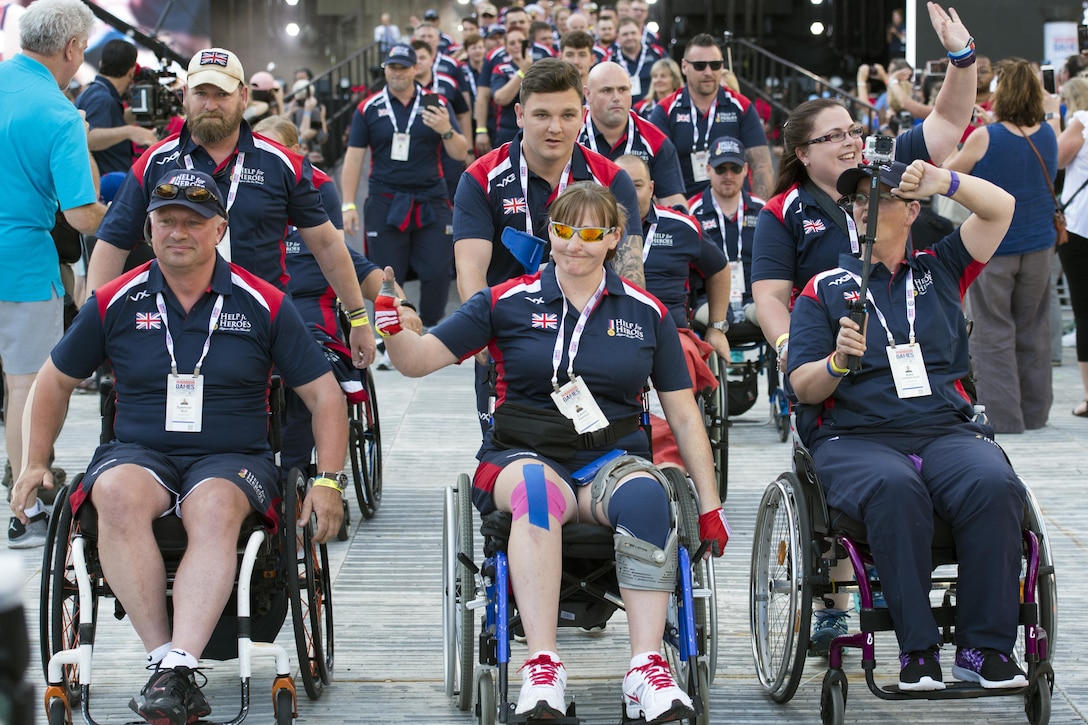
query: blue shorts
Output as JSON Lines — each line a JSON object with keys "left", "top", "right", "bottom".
{"left": 72, "top": 441, "right": 281, "bottom": 531}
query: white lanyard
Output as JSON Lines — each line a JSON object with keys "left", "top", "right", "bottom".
{"left": 622, "top": 44, "right": 649, "bottom": 79}
{"left": 844, "top": 268, "right": 916, "bottom": 346}
{"left": 156, "top": 292, "right": 224, "bottom": 376}
{"left": 183, "top": 152, "right": 245, "bottom": 212}
{"left": 643, "top": 220, "right": 657, "bottom": 262}
{"left": 846, "top": 214, "right": 860, "bottom": 254}
{"left": 383, "top": 86, "right": 422, "bottom": 135}
{"left": 710, "top": 193, "right": 745, "bottom": 262}
{"left": 518, "top": 142, "right": 573, "bottom": 235}
{"left": 466, "top": 65, "right": 478, "bottom": 97}
{"left": 582, "top": 112, "right": 635, "bottom": 157}
{"left": 550, "top": 273, "right": 607, "bottom": 391}
{"left": 689, "top": 92, "right": 717, "bottom": 152}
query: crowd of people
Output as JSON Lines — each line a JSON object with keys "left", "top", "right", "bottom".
{"left": 1, "top": 0, "right": 1084, "bottom": 723}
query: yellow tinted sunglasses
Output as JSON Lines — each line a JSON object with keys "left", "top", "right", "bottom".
{"left": 549, "top": 221, "right": 616, "bottom": 242}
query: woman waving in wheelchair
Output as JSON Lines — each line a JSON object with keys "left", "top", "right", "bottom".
{"left": 380, "top": 181, "right": 728, "bottom": 723}
{"left": 787, "top": 158, "right": 1029, "bottom": 692}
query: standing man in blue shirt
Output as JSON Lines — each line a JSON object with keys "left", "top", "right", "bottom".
{"left": 1, "top": 0, "right": 106, "bottom": 547}
{"left": 76, "top": 38, "right": 160, "bottom": 174}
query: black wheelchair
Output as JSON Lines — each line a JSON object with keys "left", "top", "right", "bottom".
{"left": 442, "top": 465, "right": 718, "bottom": 725}
{"left": 39, "top": 378, "right": 334, "bottom": 725}
{"left": 748, "top": 442, "right": 1057, "bottom": 725}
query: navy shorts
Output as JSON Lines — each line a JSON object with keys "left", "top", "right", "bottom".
{"left": 73, "top": 441, "right": 281, "bottom": 531}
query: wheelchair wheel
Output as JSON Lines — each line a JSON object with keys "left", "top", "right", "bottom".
{"left": 685, "top": 659, "right": 711, "bottom": 725}
{"left": 443, "top": 477, "right": 476, "bottom": 711}
{"left": 1025, "top": 668, "right": 1053, "bottom": 725}
{"left": 284, "top": 469, "right": 334, "bottom": 699}
{"left": 274, "top": 685, "right": 295, "bottom": 725}
{"left": 1016, "top": 484, "right": 1057, "bottom": 671}
{"left": 701, "top": 353, "right": 728, "bottom": 502}
{"left": 668, "top": 468, "right": 718, "bottom": 682}
{"left": 819, "top": 669, "right": 847, "bottom": 725}
{"left": 349, "top": 369, "right": 382, "bottom": 520}
{"left": 749, "top": 472, "right": 813, "bottom": 703}
{"left": 40, "top": 484, "right": 94, "bottom": 707}
{"left": 46, "top": 695, "right": 70, "bottom": 725}
{"left": 476, "top": 669, "right": 496, "bottom": 725}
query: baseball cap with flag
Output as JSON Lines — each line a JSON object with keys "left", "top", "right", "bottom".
{"left": 187, "top": 48, "right": 245, "bottom": 92}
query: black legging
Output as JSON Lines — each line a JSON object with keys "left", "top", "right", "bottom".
{"left": 1057, "top": 231, "right": 1088, "bottom": 362}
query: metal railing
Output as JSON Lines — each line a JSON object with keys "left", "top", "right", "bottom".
{"left": 722, "top": 33, "right": 879, "bottom": 140}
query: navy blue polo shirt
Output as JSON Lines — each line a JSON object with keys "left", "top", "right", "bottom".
{"left": 578, "top": 110, "right": 686, "bottom": 201}
{"left": 788, "top": 230, "right": 984, "bottom": 446}
{"left": 453, "top": 135, "right": 642, "bottom": 286}
{"left": 76, "top": 75, "right": 132, "bottom": 174}
{"left": 432, "top": 263, "right": 691, "bottom": 420}
{"left": 347, "top": 85, "right": 459, "bottom": 200}
{"left": 52, "top": 257, "right": 330, "bottom": 456}
{"left": 689, "top": 188, "right": 763, "bottom": 306}
{"left": 96, "top": 122, "right": 329, "bottom": 289}
{"left": 648, "top": 86, "right": 767, "bottom": 196}
{"left": 426, "top": 71, "right": 470, "bottom": 115}
{"left": 434, "top": 51, "right": 462, "bottom": 81}
{"left": 608, "top": 44, "right": 664, "bottom": 103}
{"left": 642, "top": 204, "right": 727, "bottom": 328}
{"left": 750, "top": 125, "right": 929, "bottom": 302}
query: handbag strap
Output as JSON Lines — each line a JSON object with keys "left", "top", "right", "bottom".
{"left": 1061, "top": 174, "right": 1088, "bottom": 211}
{"left": 1015, "top": 125, "right": 1060, "bottom": 212}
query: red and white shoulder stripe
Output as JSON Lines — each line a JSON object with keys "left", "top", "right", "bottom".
{"left": 620, "top": 280, "right": 668, "bottom": 319}
{"left": 229, "top": 264, "right": 285, "bottom": 318}
{"left": 98, "top": 264, "right": 152, "bottom": 319}
{"left": 252, "top": 132, "right": 305, "bottom": 182}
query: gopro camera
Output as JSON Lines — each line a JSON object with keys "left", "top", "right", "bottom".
{"left": 863, "top": 135, "right": 896, "bottom": 164}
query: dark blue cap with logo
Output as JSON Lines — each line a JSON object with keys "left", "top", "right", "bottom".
{"left": 147, "top": 169, "right": 228, "bottom": 220}
{"left": 384, "top": 43, "right": 417, "bottom": 68}
{"left": 707, "top": 136, "right": 746, "bottom": 167}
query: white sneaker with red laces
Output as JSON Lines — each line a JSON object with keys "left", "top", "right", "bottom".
{"left": 622, "top": 652, "right": 695, "bottom": 723}
{"left": 515, "top": 651, "right": 567, "bottom": 718}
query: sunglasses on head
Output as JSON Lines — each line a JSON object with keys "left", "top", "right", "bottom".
{"left": 686, "top": 60, "right": 724, "bottom": 72}
{"left": 549, "top": 220, "right": 616, "bottom": 242}
{"left": 713, "top": 163, "right": 745, "bottom": 175}
{"left": 153, "top": 183, "right": 219, "bottom": 204}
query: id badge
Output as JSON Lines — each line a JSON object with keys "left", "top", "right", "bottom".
{"left": 550, "top": 375, "right": 608, "bottom": 434}
{"left": 886, "top": 343, "right": 932, "bottom": 399}
{"left": 216, "top": 226, "right": 231, "bottom": 262}
{"left": 729, "top": 261, "right": 745, "bottom": 303}
{"left": 165, "top": 373, "right": 204, "bottom": 432}
{"left": 391, "top": 132, "right": 411, "bottom": 162}
{"left": 629, "top": 75, "right": 642, "bottom": 98}
{"left": 691, "top": 150, "right": 709, "bottom": 183}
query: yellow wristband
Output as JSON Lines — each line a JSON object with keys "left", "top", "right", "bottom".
{"left": 775, "top": 333, "right": 790, "bottom": 349}
{"left": 516, "top": 69, "right": 525, "bottom": 79}
{"left": 828, "top": 353, "right": 850, "bottom": 375}
{"left": 349, "top": 314, "right": 370, "bottom": 328}
{"left": 475, "top": 127, "right": 488, "bottom": 134}
{"left": 313, "top": 477, "right": 344, "bottom": 492}
{"left": 341, "top": 202, "right": 357, "bottom": 212}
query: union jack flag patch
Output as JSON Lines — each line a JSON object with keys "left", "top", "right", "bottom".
{"left": 136, "top": 312, "right": 162, "bottom": 330}
{"left": 843, "top": 290, "right": 860, "bottom": 302}
{"left": 200, "top": 50, "right": 230, "bottom": 68}
{"left": 802, "top": 218, "right": 826, "bottom": 235}
{"left": 502, "top": 197, "right": 528, "bottom": 215}
{"left": 531, "top": 312, "right": 558, "bottom": 330}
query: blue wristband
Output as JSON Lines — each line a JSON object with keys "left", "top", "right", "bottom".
{"left": 947, "top": 37, "right": 975, "bottom": 59}
{"left": 943, "top": 170, "right": 960, "bottom": 198}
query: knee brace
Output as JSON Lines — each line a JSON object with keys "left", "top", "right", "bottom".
{"left": 510, "top": 464, "right": 567, "bottom": 530}
{"left": 588, "top": 455, "right": 674, "bottom": 527}
{"left": 614, "top": 528, "right": 679, "bottom": 592}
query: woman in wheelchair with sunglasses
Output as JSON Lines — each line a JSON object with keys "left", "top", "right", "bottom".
{"left": 379, "top": 182, "right": 728, "bottom": 723}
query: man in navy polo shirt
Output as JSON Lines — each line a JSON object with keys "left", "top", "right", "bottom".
{"left": 490, "top": 26, "right": 555, "bottom": 146}
{"left": 340, "top": 43, "right": 468, "bottom": 328}
{"left": 86, "top": 47, "right": 376, "bottom": 367}
{"left": 608, "top": 17, "right": 662, "bottom": 104}
{"left": 688, "top": 136, "right": 764, "bottom": 339}
{"left": 11, "top": 170, "right": 347, "bottom": 725}
{"left": 648, "top": 34, "right": 771, "bottom": 200}
{"left": 580, "top": 61, "right": 687, "bottom": 209}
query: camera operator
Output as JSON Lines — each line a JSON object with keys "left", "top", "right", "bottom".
{"left": 75, "top": 39, "right": 160, "bottom": 174}
{"left": 288, "top": 78, "right": 328, "bottom": 164}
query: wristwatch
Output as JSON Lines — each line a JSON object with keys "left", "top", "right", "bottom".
{"left": 314, "top": 470, "right": 347, "bottom": 492}
{"left": 710, "top": 319, "right": 730, "bottom": 333}
{"left": 441, "top": 129, "right": 455, "bottom": 140}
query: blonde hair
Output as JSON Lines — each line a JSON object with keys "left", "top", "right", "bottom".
{"left": 1062, "top": 77, "right": 1088, "bottom": 114}
{"left": 252, "top": 115, "right": 299, "bottom": 149}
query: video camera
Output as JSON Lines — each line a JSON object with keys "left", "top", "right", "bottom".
{"left": 129, "top": 65, "right": 183, "bottom": 131}
{"left": 863, "top": 134, "right": 896, "bottom": 165}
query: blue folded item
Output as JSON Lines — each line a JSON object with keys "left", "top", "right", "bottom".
{"left": 501, "top": 226, "right": 545, "bottom": 274}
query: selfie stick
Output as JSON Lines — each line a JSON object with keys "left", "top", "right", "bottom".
{"left": 846, "top": 164, "right": 880, "bottom": 372}
{"left": 722, "top": 31, "right": 734, "bottom": 73}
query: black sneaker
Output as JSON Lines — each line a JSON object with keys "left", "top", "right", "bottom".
{"left": 899, "top": 646, "right": 945, "bottom": 691}
{"left": 952, "top": 647, "right": 1027, "bottom": 689}
{"left": 7, "top": 510, "right": 49, "bottom": 549}
{"left": 129, "top": 666, "right": 194, "bottom": 725}
{"left": 185, "top": 668, "right": 210, "bottom": 724}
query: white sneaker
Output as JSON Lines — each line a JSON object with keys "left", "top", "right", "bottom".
{"left": 622, "top": 652, "right": 695, "bottom": 723}
{"left": 515, "top": 651, "right": 567, "bottom": 718}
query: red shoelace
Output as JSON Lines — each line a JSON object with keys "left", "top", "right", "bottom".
{"left": 630, "top": 654, "right": 676, "bottom": 690}
{"left": 520, "top": 654, "right": 562, "bottom": 685}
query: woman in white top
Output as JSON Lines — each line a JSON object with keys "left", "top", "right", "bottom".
{"left": 1057, "top": 77, "right": 1088, "bottom": 417}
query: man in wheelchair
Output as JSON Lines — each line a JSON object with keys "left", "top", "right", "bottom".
{"left": 787, "top": 160, "right": 1028, "bottom": 692}
{"left": 10, "top": 170, "right": 347, "bottom": 725}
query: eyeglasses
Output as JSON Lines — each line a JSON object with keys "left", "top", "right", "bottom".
{"left": 685, "top": 60, "right": 724, "bottom": 72}
{"left": 549, "top": 221, "right": 616, "bottom": 242}
{"left": 712, "top": 163, "right": 745, "bottom": 175}
{"left": 802, "top": 125, "right": 865, "bottom": 146}
{"left": 839, "top": 191, "right": 906, "bottom": 210}
{"left": 152, "top": 183, "right": 219, "bottom": 204}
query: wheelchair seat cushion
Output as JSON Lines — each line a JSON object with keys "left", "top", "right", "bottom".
{"left": 75, "top": 502, "right": 264, "bottom": 556}
{"left": 827, "top": 507, "right": 958, "bottom": 567}
{"left": 481, "top": 511, "right": 616, "bottom": 560}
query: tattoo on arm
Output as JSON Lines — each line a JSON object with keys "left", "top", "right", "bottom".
{"left": 747, "top": 146, "right": 774, "bottom": 201}
{"left": 610, "top": 234, "right": 645, "bottom": 287}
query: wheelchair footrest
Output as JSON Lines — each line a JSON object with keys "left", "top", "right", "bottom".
{"left": 504, "top": 701, "right": 579, "bottom": 723}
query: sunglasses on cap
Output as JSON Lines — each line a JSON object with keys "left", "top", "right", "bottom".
{"left": 686, "top": 60, "right": 724, "bottom": 71}
{"left": 152, "top": 183, "right": 220, "bottom": 204}
{"left": 549, "top": 221, "right": 616, "bottom": 242}
{"left": 481, "top": 11, "right": 496, "bottom": 17}
{"left": 713, "top": 163, "right": 745, "bottom": 175}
